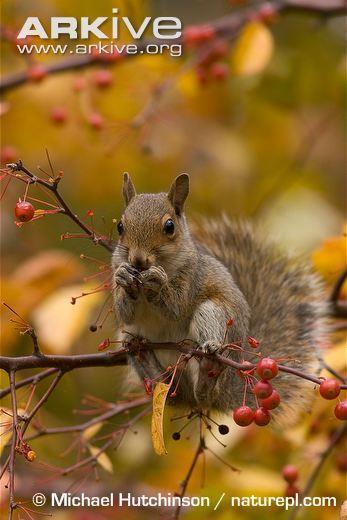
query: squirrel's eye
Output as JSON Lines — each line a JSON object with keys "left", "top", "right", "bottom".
{"left": 163, "top": 219, "right": 175, "bottom": 235}
{"left": 117, "top": 221, "right": 124, "bottom": 235}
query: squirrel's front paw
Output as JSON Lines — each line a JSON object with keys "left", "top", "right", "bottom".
{"left": 114, "top": 262, "right": 140, "bottom": 299}
{"left": 200, "top": 340, "right": 221, "bottom": 355}
{"left": 141, "top": 265, "right": 168, "bottom": 301}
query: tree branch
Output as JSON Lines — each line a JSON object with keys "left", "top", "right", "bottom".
{"left": 0, "top": 0, "right": 345, "bottom": 95}
{"left": 0, "top": 368, "right": 59, "bottom": 399}
{"left": 1, "top": 340, "right": 346, "bottom": 388}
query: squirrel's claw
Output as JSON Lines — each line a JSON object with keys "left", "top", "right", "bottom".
{"left": 114, "top": 262, "right": 140, "bottom": 299}
{"left": 200, "top": 340, "right": 221, "bottom": 355}
{"left": 141, "top": 265, "right": 168, "bottom": 299}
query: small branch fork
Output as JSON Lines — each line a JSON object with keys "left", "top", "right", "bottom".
{"left": 4, "top": 161, "right": 113, "bottom": 252}
{"left": 2, "top": 366, "right": 150, "bottom": 518}
{"left": 0, "top": 0, "right": 345, "bottom": 95}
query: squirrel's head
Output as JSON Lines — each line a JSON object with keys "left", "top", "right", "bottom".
{"left": 113, "top": 173, "right": 192, "bottom": 274}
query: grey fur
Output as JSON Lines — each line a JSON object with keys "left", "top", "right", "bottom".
{"left": 112, "top": 181, "right": 327, "bottom": 426}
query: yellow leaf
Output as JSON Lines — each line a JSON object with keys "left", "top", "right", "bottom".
{"left": 312, "top": 228, "right": 347, "bottom": 296}
{"left": 151, "top": 382, "right": 170, "bottom": 456}
{"left": 82, "top": 423, "right": 103, "bottom": 441}
{"left": 232, "top": 21, "right": 274, "bottom": 76}
{"left": 31, "top": 284, "right": 102, "bottom": 353}
{"left": 11, "top": 250, "right": 82, "bottom": 292}
{"left": 88, "top": 445, "right": 113, "bottom": 473}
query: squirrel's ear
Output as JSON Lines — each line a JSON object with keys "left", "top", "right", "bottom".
{"left": 122, "top": 172, "right": 136, "bottom": 206}
{"left": 167, "top": 173, "right": 189, "bottom": 215}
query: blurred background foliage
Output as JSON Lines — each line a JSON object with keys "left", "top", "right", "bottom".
{"left": 0, "top": 0, "right": 346, "bottom": 519}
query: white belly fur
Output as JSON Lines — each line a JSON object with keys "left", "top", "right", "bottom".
{"left": 118, "top": 295, "right": 192, "bottom": 367}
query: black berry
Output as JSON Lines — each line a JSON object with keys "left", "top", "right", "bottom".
{"left": 218, "top": 424, "right": 229, "bottom": 435}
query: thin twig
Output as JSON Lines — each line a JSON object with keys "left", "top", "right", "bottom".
{"left": 60, "top": 407, "right": 150, "bottom": 476}
{"left": 173, "top": 438, "right": 205, "bottom": 520}
{"left": 289, "top": 422, "right": 347, "bottom": 520}
{"left": 321, "top": 361, "right": 346, "bottom": 384}
{"left": 0, "top": 368, "right": 59, "bottom": 399}
{"left": 8, "top": 372, "right": 18, "bottom": 519}
{"left": 6, "top": 161, "right": 113, "bottom": 253}
{"left": 0, "top": 0, "right": 345, "bottom": 94}
{"left": 25, "top": 396, "right": 150, "bottom": 441}
{"left": 330, "top": 269, "right": 347, "bottom": 319}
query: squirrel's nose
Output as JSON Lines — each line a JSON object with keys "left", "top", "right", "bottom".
{"left": 130, "top": 255, "right": 148, "bottom": 272}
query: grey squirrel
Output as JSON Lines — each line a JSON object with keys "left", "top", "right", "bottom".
{"left": 112, "top": 173, "right": 326, "bottom": 425}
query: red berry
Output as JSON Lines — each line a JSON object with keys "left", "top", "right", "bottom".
{"left": 334, "top": 401, "right": 347, "bottom": 420}
{"left": 26, "top": 64, "right": 47, "bottom": 82}
{"left": 253, "top": 380, "right": 273, "bottom": 399}
{"left": 199, "top": 39, "right": 229, "bottom": 67}
{"left": 319, "top": 379, "right": 341, "bottom": 400}
{"left": 258, "top": 3, "right": 278, "bottom": 23}
{"left": 260, "top": 390, "right": 281, "bottom": 410}
{"left": 247, "top": 336, "right": 260, "bottom": 348}
{"left": 73, "top": 76, "right": 87, "bottom": 92}
{"left": 210, "top": 62, "right": 229, "bottom": 81}
{"left": 285, "top": 484, "right": 300, "bottom": 497}
{"left": 144, "top": 378, "right": 152, "bottom": 396}
{"left": 233, "top": 406, "right": 254, "bottom": 426}
{"left": 254, "top": 407, "right": 271, "bottom": 426}
{"left": 14, "top": 201, "right": 35, "bottom": 222}
{"left": 14, "top": 36, "right": 33, "bottom": 50}
{"left": 183, "top": 24, "right": 216, "bottom": 46}
{"left": 93, "top": 69, "right": 113, "bottom": 88}
{"left": 51, "top": 106, "right": 67, "bottom": 124}
{"left": 282, "top": 465, "right": 299, "bottom": 484}
{"left": 88, "top": 112, "right": 104, "bottom": 130}
{"left": 196, "top": 66, "right": 209, "bottom": 86}
{"left": 1, "top": 146, "right": 17, "bottom": 164}
{"left": 256, "top": 358, "right": 278, "bottom": 380}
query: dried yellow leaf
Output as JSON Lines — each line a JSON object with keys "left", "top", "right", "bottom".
{"left": 88, "top": 445, "right": 113, "bottom": 473}
{"left": 232, "top": 21, "right": 274, "bottom": 76}
{"left": 151, "top": 382, "right": 170, "bottom": 456}
{"left": 82, "top": 423, "right": 103, "bottom": 441}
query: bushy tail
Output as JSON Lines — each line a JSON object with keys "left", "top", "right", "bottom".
{"left": 192, "top": 216, "right": 328, "bottom": 424}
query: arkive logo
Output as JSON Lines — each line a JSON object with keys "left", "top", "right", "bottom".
{"left": 17, "top": 8, "right": 182, "bottom": 40}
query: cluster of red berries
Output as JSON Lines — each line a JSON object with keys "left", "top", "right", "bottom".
{"left": 233, "top": 357, "right": 280, "bottom": 427}
{"left": 319, "top": 378, "right": 347, "bottom": 421}
{"left": 182, "top": 24, "right": 229, "bottom": 85}
{"left": 282, "top": 464, "right": 300, "bottom": 497}
{"left": 49, "top": 69, "right": 112, "bottom": 130}
{"left": 195, "top": 39, "right": 230, "bottom": 85}
{"left": 26, "top": 64, "right": 48, "bottom": 83}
